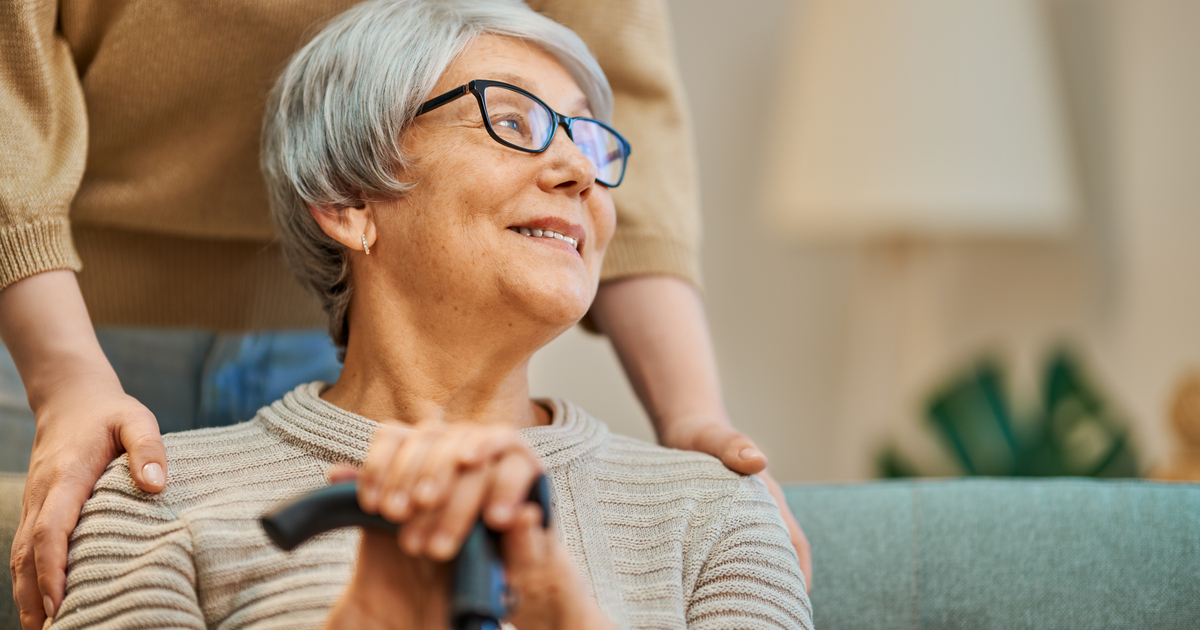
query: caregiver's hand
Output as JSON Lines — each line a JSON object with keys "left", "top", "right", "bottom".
{"left": 326, "top": 424, "right": 614, "bottom": 630}
{"left": 0, "top": 271, "right": 168, "bottom": 630}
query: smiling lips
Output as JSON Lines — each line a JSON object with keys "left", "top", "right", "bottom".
{"left": 509, "top": 226, "right": 580, "bottom": 250}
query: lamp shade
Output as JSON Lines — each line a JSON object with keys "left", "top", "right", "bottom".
{"left": 762, "top": 0, "right": 1078, "bottom": 240}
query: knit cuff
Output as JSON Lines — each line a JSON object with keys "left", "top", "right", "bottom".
{"left": 0, "top": 218, "right": 83, "bottom": 290}
{"left": 599, "top": 230, "right": 702, "bottom": 290}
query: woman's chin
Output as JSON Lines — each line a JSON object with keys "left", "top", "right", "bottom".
{"left": 517, "top": 284, "right": 593, "bottom": 329}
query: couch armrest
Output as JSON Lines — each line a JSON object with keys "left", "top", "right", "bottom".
{"left": 784, "top": 478, "right": 1200, "bottom": 630}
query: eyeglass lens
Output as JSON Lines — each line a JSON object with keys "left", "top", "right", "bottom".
{"left": 481, "top": 84, "right": 626, "bottom": 186}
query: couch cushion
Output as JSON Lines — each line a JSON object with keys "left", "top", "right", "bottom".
{"left": 1, "top": 473, "right": 24, "bottom": 629}
{"left": 785, "top": 478, "right": 1200, "bottom": 630}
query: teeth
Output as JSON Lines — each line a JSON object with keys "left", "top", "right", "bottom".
{"left": 510, "top": 226, "right": 580, "bottom": 250}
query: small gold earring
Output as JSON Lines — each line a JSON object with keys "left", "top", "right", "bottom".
{"left": 361, "top": 234, "right": 370, "bottom": 255}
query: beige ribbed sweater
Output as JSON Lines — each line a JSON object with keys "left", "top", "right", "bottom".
{"left": 51, "top": 383, "right": 811, "bottom": 629}
{"left": 0, "top": 0, "right": 700, "bottom": 329}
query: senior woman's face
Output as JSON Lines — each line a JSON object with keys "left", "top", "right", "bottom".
{"left": 372, "top": 35, "right": 616, "bottom": 331}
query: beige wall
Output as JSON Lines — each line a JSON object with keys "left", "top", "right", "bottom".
{"left": 531, "top": 0, "right": 1200, "bottom": 483}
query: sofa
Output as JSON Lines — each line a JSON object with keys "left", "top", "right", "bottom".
{"left": 2, "top": 472, "right": 1197, "bottom": 629}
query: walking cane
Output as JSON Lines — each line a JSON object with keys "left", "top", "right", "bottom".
{"left": 261, "top": 475, "right": 552, "bottom": 630}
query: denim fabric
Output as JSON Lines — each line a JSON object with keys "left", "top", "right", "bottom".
{"left": 0, "top": 329, "right": 342, "bottom": 472}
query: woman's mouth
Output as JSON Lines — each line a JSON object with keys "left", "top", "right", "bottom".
{"left": 508, "top": 226, "right": 579, "bottom": 251}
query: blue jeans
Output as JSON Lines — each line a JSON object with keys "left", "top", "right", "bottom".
{"left": 0, "top": 328, "right": 342, "bottom": 473}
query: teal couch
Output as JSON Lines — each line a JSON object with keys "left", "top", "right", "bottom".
{"left": 2, "top": 473, "right": 1197, "bottom": 628}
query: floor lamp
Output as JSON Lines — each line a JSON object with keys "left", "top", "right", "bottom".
{"left": 760, "top": 0, "right": 1080, "bottom": 477}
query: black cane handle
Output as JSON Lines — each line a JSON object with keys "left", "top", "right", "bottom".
{"left": 261, "top": 475, "right": 551, "bottom": 550}
{"left": 260, "top": 475, "right": 552, "bottom": 630}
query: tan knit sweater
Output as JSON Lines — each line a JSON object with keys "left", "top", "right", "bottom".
{"left": 0, "top": 0, "right": 700, "bottom": 329}
{"left": 51, "top": 383, "right": 811, "bottom": 629}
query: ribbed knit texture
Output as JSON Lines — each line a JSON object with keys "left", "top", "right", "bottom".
{"left": 52, "top": 383, "right": 810, "bottom": 629}
{"left": 0, "top": 0, "right": 700, "bottom": 328}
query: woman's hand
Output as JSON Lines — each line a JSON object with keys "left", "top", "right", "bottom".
{"left": 327, "top": 423, "right": 612, "bottom": 630}
{"left": 1, "top": 271, "right": 168, "bottom": 630}
{"left": 502, "top": 502, "right": 615, "bottom": 630}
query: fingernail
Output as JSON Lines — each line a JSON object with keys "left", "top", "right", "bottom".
{"left": 428, "top": 533, "right": 455, "bottom": 559}
{"left": 489, "top": 503, "right": 513, "bottom": 524}
{"left": 739, "top": 448, "right": 764, "bottom": 461}
{"left": 415, "top": 479, "right": 436, "bottom": 505}
{"left": 403, "top": 532, "right": 424, "bottom": 555}
{"left": 386, "top": 492, "right": 408, "bottom": 517}
{"left": 43, "top": 595, "right": 55, "bottom": 619}
{"left": 142, "top": 463, "right": 165, "bottom": 487}
{"left": 362, "top": 486, "right": 380, "bottom": 510}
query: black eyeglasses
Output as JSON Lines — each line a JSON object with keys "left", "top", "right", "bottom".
{"left": 415, "top": 79, "right": 632, "bottom": 188}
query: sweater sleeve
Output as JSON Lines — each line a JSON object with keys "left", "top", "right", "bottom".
{"left": 687, "top": 476, "right": 814, "bottom": 630}
{"left": 0, "top": 0, "right": 87, "bottom": 291}
{"left": 530, "top": 0, "right": 702, "bottom": 288}
{"left": 50, "top": 459, "right": 205, "bottom": 630}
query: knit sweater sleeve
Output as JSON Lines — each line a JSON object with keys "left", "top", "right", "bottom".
{"left": 531, "top": 0, "right": 702, "bottom": 287}
{"left": 687, "top": 475, "right": 814, "bottom": 630}
{"left": 0, "top": 0, "right": 87, "bottom": 290}
{"left": 50, "top": 458, "right": 205, "bottom": 630}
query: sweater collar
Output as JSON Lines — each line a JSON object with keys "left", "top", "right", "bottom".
{"left": 257, "top": 382, "right": 608, "bottom": 470}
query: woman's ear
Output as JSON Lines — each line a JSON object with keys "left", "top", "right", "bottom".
{"left": 308, "top": 202, "right": 376, "bottom": 254}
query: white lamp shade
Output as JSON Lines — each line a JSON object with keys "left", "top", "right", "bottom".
{"left": 763, "top": 0, "right": 1079, "bottom": 240}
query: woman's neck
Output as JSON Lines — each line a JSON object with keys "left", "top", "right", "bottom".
{"left": 319, "top": 297, "right": 555, "bottom": 430}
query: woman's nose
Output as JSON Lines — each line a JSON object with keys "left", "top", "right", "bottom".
{"left": 538, "top": 131, "right": 596, "bottom": 196}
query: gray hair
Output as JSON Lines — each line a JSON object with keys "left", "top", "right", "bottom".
{"left": 261, "top": 0, "right": 612, "bottom": 354}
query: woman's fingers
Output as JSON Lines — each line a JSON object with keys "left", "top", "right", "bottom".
{"left": 483, "top": 446, "right": 542, "bottom": 530}
{"left": 359, "top": 425, "right": 408, "bottom": 513}
{"left": 500, "top": 503, "right": 547, "bottom": 570}
{"left": 328, "top": 463, "right": 359, "bottom": 484}
{"left": 378, "top": 429, "right": 433, "bottom": 521}
{"left": 359, "top": 422, "right": 543, "bottom": 562}
{"left": 408, "top": 426, "right": 476, "bottom": 512}
{"left": 422, "top": 464, "right": 489, "bottom": 560}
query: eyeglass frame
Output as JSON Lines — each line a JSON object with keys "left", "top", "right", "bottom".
{"left": 414, "top": 79, "right": 632, "bottom": 188}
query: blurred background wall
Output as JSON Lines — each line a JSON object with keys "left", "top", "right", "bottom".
{"left": 531, "top": 0, "right": 1200, "bottom": 483}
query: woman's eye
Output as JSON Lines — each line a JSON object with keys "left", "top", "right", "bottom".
{"left": 493, "top": 116, "right": 525, "bottom": 134}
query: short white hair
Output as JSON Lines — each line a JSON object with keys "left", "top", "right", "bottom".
{"left": 261, "top": 0, "right": 612, "bottom": 352}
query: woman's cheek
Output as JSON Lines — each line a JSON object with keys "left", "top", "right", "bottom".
{"left": 589, "top": 203, "right": 617, "bottom": 267}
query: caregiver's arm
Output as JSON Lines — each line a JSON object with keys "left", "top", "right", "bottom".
{"left": 2, "top": 5, "right": 167, "bottom": 626}
{"left": 0, "top": 271, "right": 168, "bottom": 629}
{"left": 590, "top": 275, "right": 813, "bottom": 590}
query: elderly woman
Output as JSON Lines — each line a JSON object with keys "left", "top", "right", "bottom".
{"left": 49, "top": 1, "right": 811, "bottom": 628}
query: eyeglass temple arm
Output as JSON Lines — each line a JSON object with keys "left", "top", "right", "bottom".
{"left": 416, "top": 83, "right": 472, "bottom": 117}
